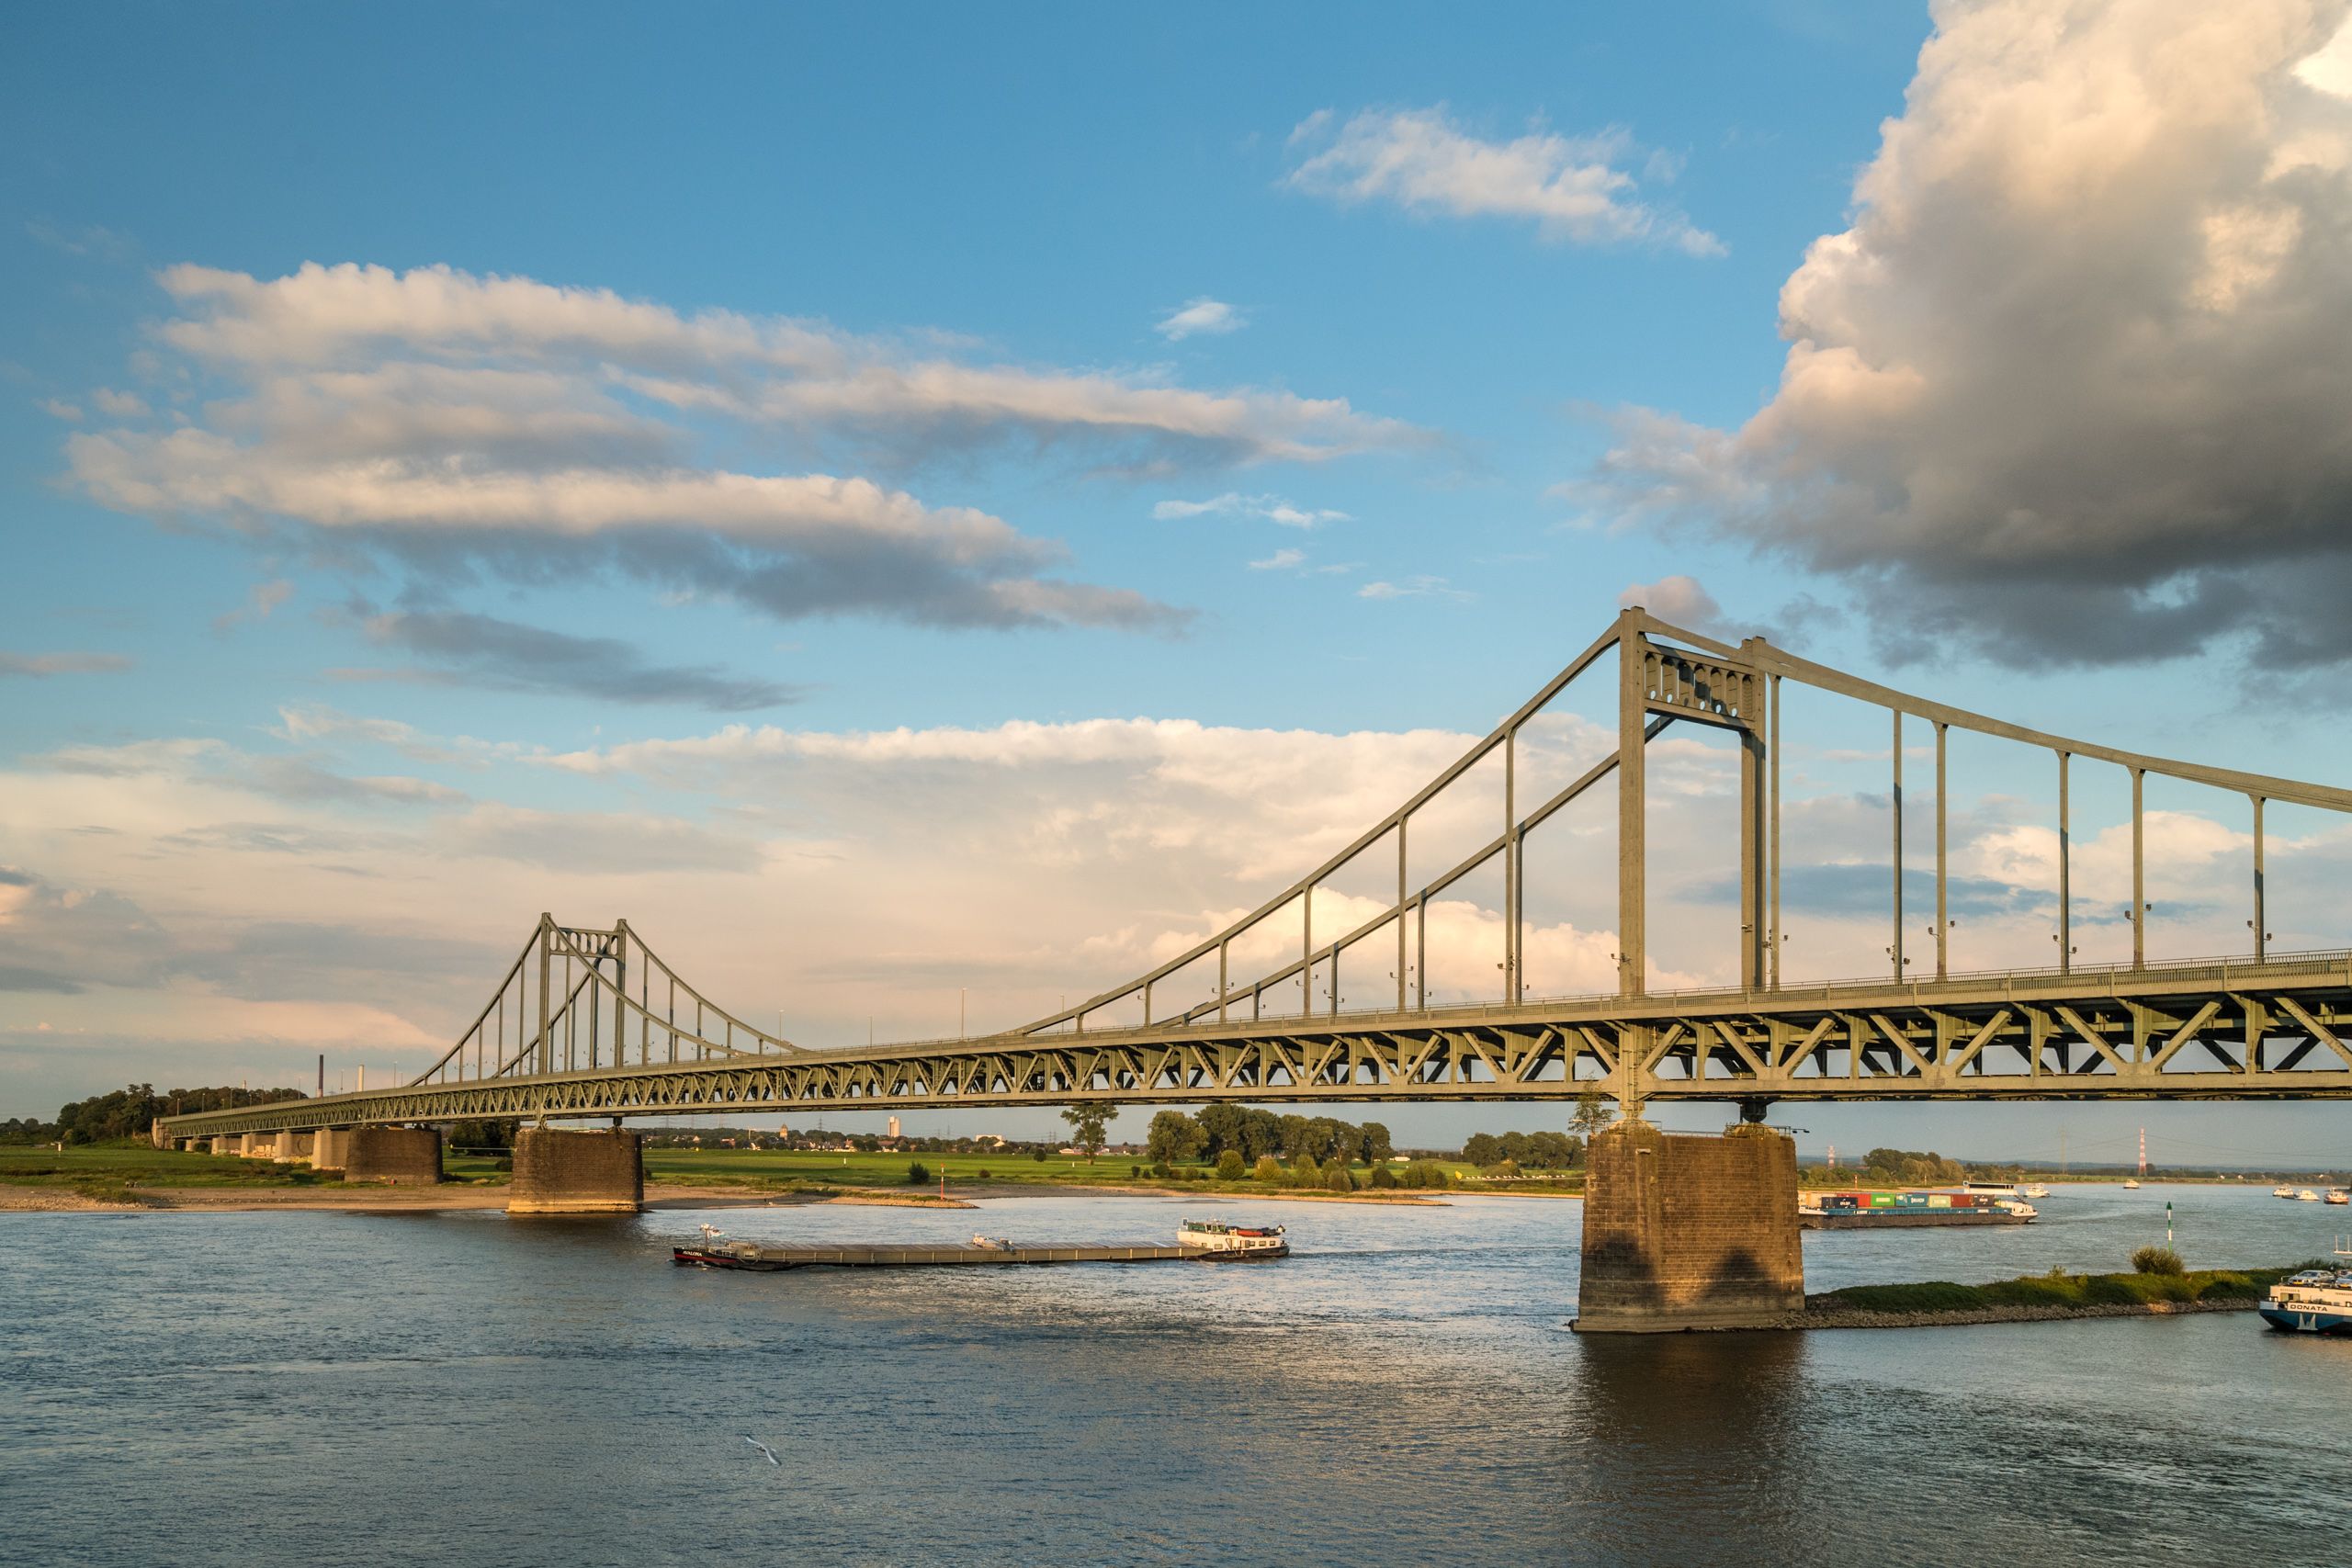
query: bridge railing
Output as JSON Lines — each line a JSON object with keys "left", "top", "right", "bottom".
{"left": 820, "top": 945, "right": 2352, "bottom": 1053}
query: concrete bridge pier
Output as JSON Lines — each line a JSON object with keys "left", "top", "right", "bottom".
{"left": 507, "top": 1126, "right": 643, "bottom": 1214}
{"left": 341, "top": 1126, "right": 442, "bottom": 1185}
{"left": 274, "top": 1132, "right": 312, "bottom": 1164}
{"left": 1575, "top": 1119, "right": 1803, "bottom": 1333}
{"left": 208, "top": 1136, "right": 237, "bottom": 1156}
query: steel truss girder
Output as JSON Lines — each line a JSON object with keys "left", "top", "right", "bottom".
{"left": 157, "top": 963, "right": 2352, "bottom": 1139}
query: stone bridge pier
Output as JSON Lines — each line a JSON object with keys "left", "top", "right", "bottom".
{"left": 310, "top": 1126, "right": 442, "bottom": 1184}
{"left": 507, "top": 1126, "right": 643, "bottom": 1214}
{"left": 1575, "top": 1119, "right": 1803, "bottom": 1333}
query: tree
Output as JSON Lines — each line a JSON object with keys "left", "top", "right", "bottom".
{"left": 1239, "top": 1109, "right": 1283, "bottom": 1161}
{"left": 1358, "top": 1122, "right": 1394, "bottom": 1165}
{"left": 1252, "top": 1155, "right": 1283, "bottom": 1182}
{"left": 1498, "top": 1131, "right": 1532, "bottom": 1166}
{"left": 1526, "top": 1131, "right": 1575, "bottom": 1169}
{"left": 1462, "top": 1133, "right": 1505, "bottom": 1167}
{"left": 1196, "top": 1103, "right": 1247, "bottom": 1158}
{"left": 1571, "top": 1089, "right": 1614, "bottom": 1145}
{"left": 448, "top": 1120, "right": 511, "bottom": 1153}
{"left": 905, "top": 1161, "right": 931, "bottom": 1185}
{"left": 1147, "top": 1111, "right": 1206, "bottom": 1166}
{"left": 1324, "top": 1161, "right": 1355, "bottom": 1193}
{"left": 1276, "top": 1113, "right": 1311, "bottom": 1161}
{"left": 1060, "top": 1104, "right": 1109, "bottom": 1162}
{"left": 1216, "top": 1149, "right": 1246, "bottom": 1180}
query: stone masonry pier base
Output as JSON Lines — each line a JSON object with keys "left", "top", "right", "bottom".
{"left": 341, "top": 1125, "right": 442, "bottom": 1185}
{"left": 1576, "top": 1121, "right": 1802, "bottom": 1333}
{"left": 508, "top": 1127, "right": 643, "bottom": 1214}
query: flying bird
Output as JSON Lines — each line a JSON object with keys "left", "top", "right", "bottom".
{"left": 743, "top": 1437, "right": 780, "bottom": 1467}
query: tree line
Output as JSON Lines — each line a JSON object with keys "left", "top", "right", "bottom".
{"left": 1144, "top": 1107, "right": 1396, "bottom": 1168}
{"left": 1, "top": 1083, "right": 308, "bottom": 1146}
{"left": 1460, "top": 1130, "right": 1582, "bottom": 1170}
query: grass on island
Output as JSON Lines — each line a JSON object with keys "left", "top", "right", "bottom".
{"left": 1816, "top": 1261, "right": 2326, "bottom": 1314}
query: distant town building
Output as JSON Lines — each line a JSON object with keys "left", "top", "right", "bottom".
{"left": 888, "top": 1115, "right": 901, "bottom": 1139}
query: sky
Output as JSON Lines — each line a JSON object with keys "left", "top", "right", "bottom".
{"left": 6, "top": 0, "right": 2352, "bottom": 1166}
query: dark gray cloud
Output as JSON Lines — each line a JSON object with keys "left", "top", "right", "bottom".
{"left": 338, "top": 608, "right": 802, "bottom": 712}
{"left": 1577, "top": 0, "right": 2352, "bottom": 669}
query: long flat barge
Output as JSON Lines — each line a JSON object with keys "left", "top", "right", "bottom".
{"left": 675, "top": 1242, "right": 1202, "bottom": 1270}
{"left": 674, "top": 1218, "right": 1289, "bottom": 1271}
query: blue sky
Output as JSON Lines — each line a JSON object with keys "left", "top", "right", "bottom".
{"left": 6, "top": 1, "right": 2352, "bottom": 1165}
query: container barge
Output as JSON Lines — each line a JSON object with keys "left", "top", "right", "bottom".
{"left": 1800, "top": 1190, "right": 2038, "bottom": 1229}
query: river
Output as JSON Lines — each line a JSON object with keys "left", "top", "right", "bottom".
{"left": 5, "top": 1181, "right": 2346, "bottom": 1566}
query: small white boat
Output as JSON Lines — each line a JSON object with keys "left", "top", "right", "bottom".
{"left": 1178, "top": 1218, "right": 1289, "bottom": 1258}
{"left": 2022, "top": 1185, "right": 2051, "bottom": 1200}
{"left": 1996, "top": 1200, "right": 2040, "bottom": 1221}
{"left": 2297, "top": 1189, "right": 2323, "bottom": 1202}
{"left": 2122, "top": 1179, "right": 2142, "bottom": 1190}
{"left": 969, "top": 1234, "right": 1013, "bottom": 1250}
{"left": 2327, "top": 1190, "right": 2349, "bottom": 1206}
{"left": 2275, "top": 1185, "right": 2299, "bottom": 1199}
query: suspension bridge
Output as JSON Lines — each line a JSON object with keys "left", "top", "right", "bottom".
{"left": 157, "top": 608, "right": 2352, "bottom": 1145}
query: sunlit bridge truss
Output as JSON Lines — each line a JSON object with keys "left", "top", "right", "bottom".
{"left": 160, "top": 610, "right": 2352, "bottom": 1141}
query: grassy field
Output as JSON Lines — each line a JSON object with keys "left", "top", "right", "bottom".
{"left": 0, "top": 1144, "right": 329, "bottom": 1198}
{"left": 0, "top": 1141, "right": 1532, "bottom": 1201}
{"left": 0, "top": 1143, "right": 511, "bottom": 1196}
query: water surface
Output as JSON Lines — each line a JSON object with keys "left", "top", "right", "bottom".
{"left": 6, "top": 1182, "right": 2346, "bottom": 1567}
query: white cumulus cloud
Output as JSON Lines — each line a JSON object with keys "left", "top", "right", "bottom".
{"left": 1152, "top": 491, "right": 1351, "bottom": 527}
{"left": 1577, "top": 0, "right": 2352, "bottom": 669}
{"left": 1155, "top": 298, "right": 1244, "bottom": 340}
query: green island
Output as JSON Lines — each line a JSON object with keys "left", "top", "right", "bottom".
{"left": 1803, "top": 1250, "right": 2325, "bottom": 1329}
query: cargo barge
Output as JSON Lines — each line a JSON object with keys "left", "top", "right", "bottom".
{"left": 672, "top": 1220, "right": 1289, "bottom": 1270}
{"left": 1800, "top": 1190, "right": 2038, "bottom": 1229}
